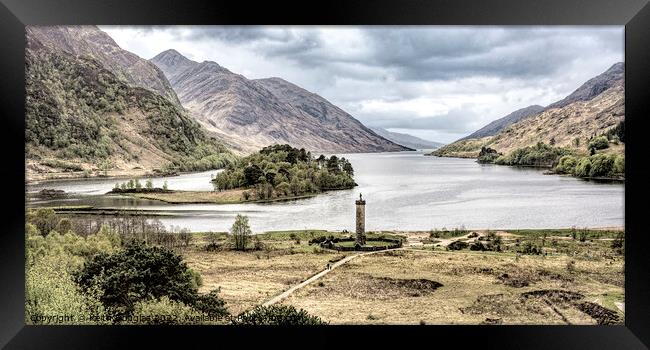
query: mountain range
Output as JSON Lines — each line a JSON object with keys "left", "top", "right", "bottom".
{"left": 433, "top": 62, "right": 625, "bottom": 158}
{"left": 369, "top": 127, "right": 444, "bottom": 150}
{"left": 25, "top": 26, "right": 234, "bottom": 181}
{"left": 25, "top": 26, "right": 408, "bottom": 180}
{"left": 150, "top": 49, "right": 408, "bottom": 154}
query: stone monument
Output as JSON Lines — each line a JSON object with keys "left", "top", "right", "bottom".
{"left": 355, "top": 193, "right": 366, "bottom": 246}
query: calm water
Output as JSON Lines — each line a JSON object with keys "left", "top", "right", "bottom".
{"left": 26, "top": 152, "right": 624, "bottom": 232}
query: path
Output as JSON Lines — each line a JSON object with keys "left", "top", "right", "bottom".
{"left": 433, "top": 231, "right": 486, "bottom": 247}
{"left": 261, "top": 231, "right": 485, "bottom": 307}
{"left": 262, "top": 247, "right": 404, "bottom": 306}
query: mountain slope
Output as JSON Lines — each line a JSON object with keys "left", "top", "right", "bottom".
{"left": 547, "top": 62, "right": 624, "bottom": 109}
{"left": 150, "top": 50, "right": 409, "bottom": 154}
{"left": 432, "top": 63, "right": 624, "bottom": 158}
{"left": 27, "top": 26, "right": 180, "bottom": 105}
{"left": 369, "top": 127, "right": 444, "bottom": 150}
{"left": 25, "top": 27, "right": 234, "bottom": 182}
{"left": 460, "top": 105, "right": 545, "bottom": 140}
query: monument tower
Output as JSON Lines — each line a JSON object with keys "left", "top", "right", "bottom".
{"left": 355, "top": 193, "right": 366, "bottom": 246}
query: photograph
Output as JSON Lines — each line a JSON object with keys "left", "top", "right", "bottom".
{"left": 24, "top": 25, "right": 626, "bottom": 326}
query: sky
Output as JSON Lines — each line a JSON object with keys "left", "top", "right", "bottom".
{"left": 101, "top": 26, "right": 623, "bottom": 144}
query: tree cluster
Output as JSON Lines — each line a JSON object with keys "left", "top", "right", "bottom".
{"left": 212, "top": 144, "right": 356, "bottom": 200}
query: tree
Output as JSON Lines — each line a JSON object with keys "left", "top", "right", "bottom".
{"left": 244, "top": 165, "right": 264, "bottom": 186}
{"left": 231, "top": 214, "right": 252, "bottom": 251}
{"left": 75, "top": 241, "right": 202, "bottom": 319}
{"left": 145, "top": 179, "right": 153, "bottom": 189}
{"left": 342, "top": 159, "right": 354, "bottom": 176}
{"left": 327, "top": 155, "right": 340, "bottom": 173}
{"left": 162, "top": 180, "right": 168, "bottom": 191}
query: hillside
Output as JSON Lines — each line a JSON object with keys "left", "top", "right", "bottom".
{"left": 150, "top": 50, "right": 409, "bottom": 154}
{"left": 369, "top": 127, "right": 443, "bottom": 150}
{"left": 25, "top": 27, "right": 235, "bottom": 182}
{"left": 460, "top": 105, "right": 545, "bottom": 140}
{"left": 432, "top": 63, "right": 625, "bottom": 159}
{"left": 27, "top": 26, "right": 180, "bottom": 106}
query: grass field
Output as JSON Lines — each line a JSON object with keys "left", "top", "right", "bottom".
{"left": 128, "top": 190, "right": 317, "bottom": 204}
{"left": 181, "top": 229, "right": 624, "bottom": 324}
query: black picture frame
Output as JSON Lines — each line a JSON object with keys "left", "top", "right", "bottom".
{"left": 1, "top": 0, "right": 648, "bottom": 348}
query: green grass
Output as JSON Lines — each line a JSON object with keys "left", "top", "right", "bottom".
{"left": 335, "top": 240, "right": 394, "bottom": 248}
{"left": 508, "top": 228, "right": 623, "bottom": 239}
{"left": 256, "top": 230, "right": 337, "bottom": 241}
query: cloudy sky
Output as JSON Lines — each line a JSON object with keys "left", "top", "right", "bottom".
{"left": 101, "top": 26, "right": 623, "bottom": 143}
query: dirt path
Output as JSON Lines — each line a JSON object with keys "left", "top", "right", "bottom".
{"left": 434, "top": 231, "right": 485, "bottom": 247}
{"left": 262, "top": 247, "right": 404, "bottom": 307}
{"left": 261, "top": 231, "right": 487, "bottom": 307}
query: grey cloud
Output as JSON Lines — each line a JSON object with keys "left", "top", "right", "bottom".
{"left": 359, "top": 107, "right": 484, "bottom": 134}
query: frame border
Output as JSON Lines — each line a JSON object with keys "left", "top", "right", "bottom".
{"left": 1, "top": 0, "right": 648, "bottom": 348}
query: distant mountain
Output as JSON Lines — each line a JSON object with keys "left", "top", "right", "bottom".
{"left": 27, "top": 26, "right": 180, "bottom": 105}
{"left": 433, "top": 62, "right": 624, "bottom": 158}
{"left": 547, "top": 62, "right": 624, "bottom": 109}
{"left": 369, "top": 127, "right": 444, "bottom": 150}
{"left": 25, "top": 27, "right": 233, "bottom": 181}
{"left": 150, "top": 50, "right": 409, "bottom": 154}
{"left": 460, "top": 105, "right": 545, "bottom": 140}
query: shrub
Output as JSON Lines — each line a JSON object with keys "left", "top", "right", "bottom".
{"left": 75, "top": 241, "right": 205, "bottom": 319}
{"left": 193, "top": 289, "right": 229, "bottom": 318}
{"left": 588, "top": 153, "right": 616, "bottom": 178}
{"left": 26, "top": 254, "right": 107, "bottom": 325}
{"left": 555, "top": 155, "right": 578, "bottom": 174}
{"left": 613, "top": 155, "right": 625, "bottom": 175}
{"left": 573, "top": 158, "right": 592, "bottom": 178}
{"left": 230, "top": 305, "right": 327, "bottom": 325}
{"left": 518, "top": 241, "right": 542, "bottom": 255}
{"left": 447, "top": 240, "right": 469, "bottom": 251}
{"left": 477, "top": 146, "right": 500, "bottom": 163}
{"left": 588, "top": 136, "right": 609, "bottom": 151}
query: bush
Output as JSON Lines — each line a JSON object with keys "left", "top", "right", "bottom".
{"left": 573, "top": 158, "right": 592, "bottom": 178}
{"left": 26, "top": 254, "right": 107, "bottom": 325}
{"left": 230, "top": 305, "right": 327, "bottom": 325}
{"left": 193, "top": 289, "right": 229, "bottom": 318}
{"left": 447, "top": 240, "right": 469, "bottom": 251}
{"left": 477, "top": 146, "right": 500, "bottom": 163}
{"left": 74, "top": 241, "right": 211, "bottom": 319}
{"left": 588, "top": 154, "right": 616, "bottom": 178}
{"left": 588, "top": 136, "right": 609, "bottom": 151}
{"left": 555, "top": 155, "right": 578, "bottom": 174}
{"left": 518, "top": 241, "right": 542, "bottom": 255}
{"left": 495, "top": 142, "right": 572, "bottom": 167}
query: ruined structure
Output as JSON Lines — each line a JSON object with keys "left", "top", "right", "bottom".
{"left": 355, "top": 193, "right": 366, "bottom": 246}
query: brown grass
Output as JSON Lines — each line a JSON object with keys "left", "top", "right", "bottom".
{"left": 280, "top": 249, "right": 623, "bottom": 325}
{"left": 132, "top": 189, "right": 244, "bottom": 204}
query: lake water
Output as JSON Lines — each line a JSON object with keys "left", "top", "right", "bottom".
{"left": 26, "top": 152, "right": 625, "bottom": 232}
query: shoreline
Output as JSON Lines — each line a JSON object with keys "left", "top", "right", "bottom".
{"left": 427, "top": 153, "right": 625, "bottom": 182}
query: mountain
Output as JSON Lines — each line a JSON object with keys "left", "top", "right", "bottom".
{"left": 460, "top": 105, "right": 545, "bottom": 140}
{"left": 150, "top": 50, "right": 409, "bottom": 154}
{"left": 25, "top": 27, "right": 234, "bottom": 182}
{"left": 547, "top": 62, "right": 624, "bottom": 109}
{"left": 26, "top": 26, "right": 180, "bottom": 105}
{"left": 369, "top": 127, "right": 444, "bottom": 150}
{"left": 432, "top": 63, "right": 624, "bottom": 158}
